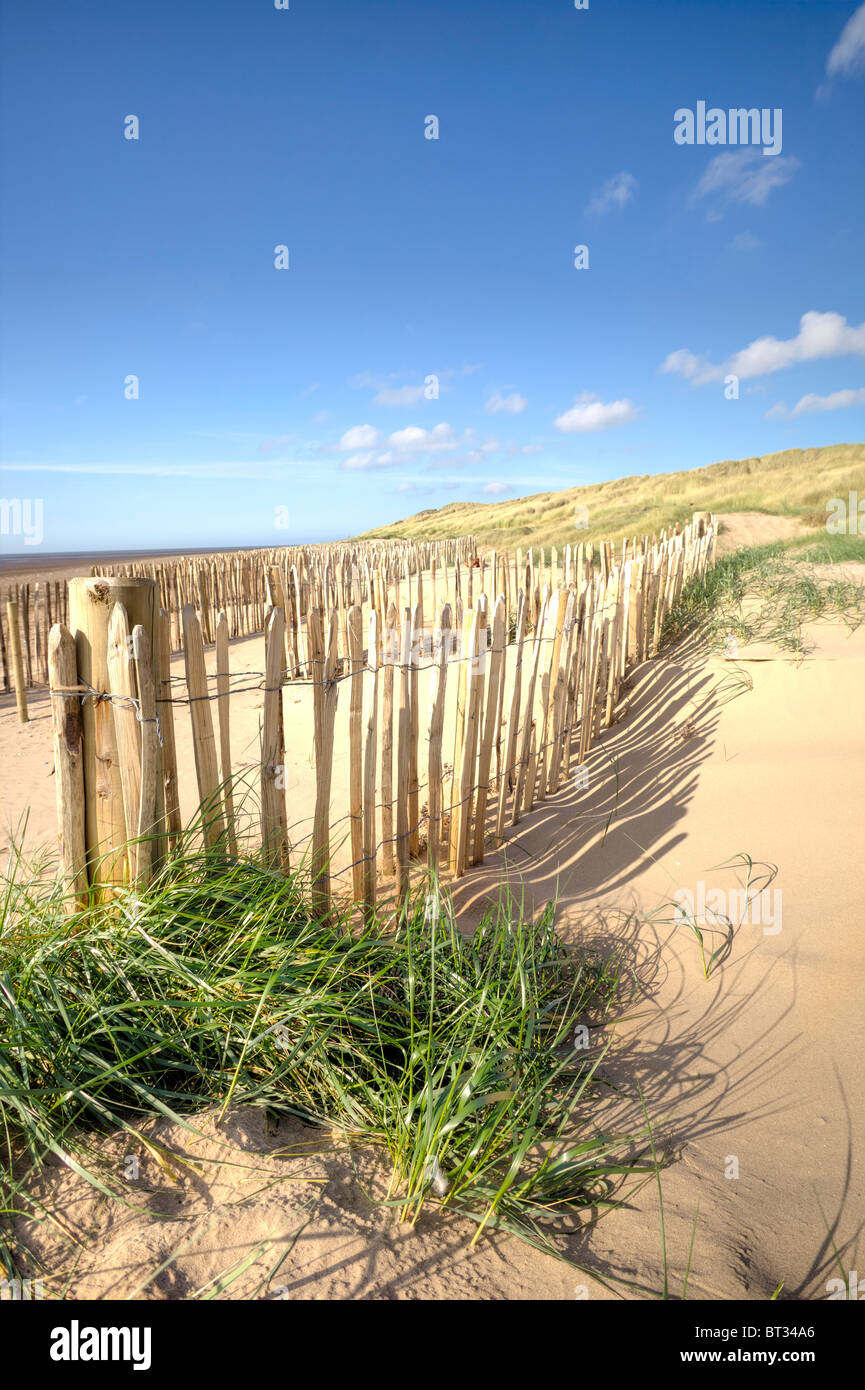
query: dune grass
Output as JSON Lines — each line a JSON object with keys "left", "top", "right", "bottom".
{"left": 660, "top": 540, "right": 865, "bottom": 657}
{"left": 0, "top": 837, "right": 648, "bottom": 1288}
{"left": 355, "top": 443, "right": 865, "bottom": 553}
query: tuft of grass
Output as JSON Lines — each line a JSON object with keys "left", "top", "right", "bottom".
{"left": 661, "top": 542, "right": 865, "bottom": 657}
{"left": 0, "top": 843, "right": 646, "bottom": 1285}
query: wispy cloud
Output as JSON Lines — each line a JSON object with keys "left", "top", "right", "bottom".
{"left": 586, "top": 171, "right": 637, "bottom": 215}
{"left": 790, "top": 386, "right": 865, "bottom": 417}
{"left": 691, "top": 150, "right": 798, "bottom": 216}
{"left": 827, "top": 2, "right": 865, "bottom": 77}
{"left": 2, "top": 460, "right": 324, "bottom": 480}
{"left": 730, "top": 230, "right": 760, "bottom": 251}
{"left": 339, "top": 423, "right": 381, "bottom": 450}
{"left": 553, "top": 393, "right": 639, "bottom": 433}
{"left": 661, "top": 310, "right": 865, "bottom": 385}
{"left": 485, "top": 390, "right": 527, "bottom": 414}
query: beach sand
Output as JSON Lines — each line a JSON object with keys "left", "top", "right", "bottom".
{"left": 2, "top": 540, "right": 862, "bottom": 1300}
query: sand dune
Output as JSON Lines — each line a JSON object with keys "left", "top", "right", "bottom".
{"left": 4, "top": 592, "right": 862, "bottom": 1299}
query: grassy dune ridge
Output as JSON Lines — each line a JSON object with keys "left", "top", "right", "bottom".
{"left": 353, "top": 443, "right": 865, "bottom": 551}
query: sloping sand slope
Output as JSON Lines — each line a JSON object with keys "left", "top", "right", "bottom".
{"left": 3, "top": 610, "right": 863, "bottom": 1299}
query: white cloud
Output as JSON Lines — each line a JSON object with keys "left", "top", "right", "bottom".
{"left": 342, "top": 452, "right": 379, "bottom": 469}
{"left": 387, "top": 423, "right": 456, "bottom": 452}
{"left": 339, "top": 422, "right": 501, "bottom": 470}
{"left": 692, "top": 150, "right": 798, "bottom": 214}
{"left": 486, "top": 390, "right": 527, "bottom": 414}
{"left": 790, "top": 386, "right": 865, "bottom": 417}
{"left": 554, "top": 393, "right": 639, "bottom": 433}
{"left": 765, "top": 402, "right": 788, "bottom": 419}
{"left": 481, "top": 481, "right": 513, "bottom": 495}
{"left": 827, "top": 3, "right": 865, "bottom": 77}
{"left": 661, "top": 311, "right": 865, "bottom": 385}
{"left": 339, "top": 423, "right": 380, "bottom": 450}
{"left": 586, "top": 171, "right": 637, "bottom": 215}
{"left": 731, "top": 231, "right": 760, "bottom": 251}
{"left": 374, "top": 385, "right": 427, "bottom": 405}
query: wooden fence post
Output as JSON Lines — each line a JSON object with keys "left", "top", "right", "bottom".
{"left": 362, "top": 610, "right": 379, "bottom": 918}
{"left": 309, "top": 607, "right": 339, "bottom": 917}
{"left": 347, "top": 604, "right": 364, "bottom": 902}
{"left": 106, "top": 602, "right": 143, "bottom": 884}
{"left": 472, "top": 594, "right": 505, "bottom": 865}
{"left": 157, "top": 608, "right": 182, "bottom": 846}
{"left": 69, "top": 576, "right": 159, "bottom": 891}
{"left": 496, "top": 590, "right": 526, "bottom": 845}
{"left": 261, "top": 606, "right": 289, "bottom": 868}
{"left": 48, "top": 623, "right": 88, "bottom": 907}
{"left": 381, "top": 601, "right": 397, "bottom": 877}
{"left": 427, "top": 603, "right": 451, "bottom": 876}
{"left": 132, "top": 625, "right": 159, "bottom": 886}
{"left": 396, "top": 607, "right": 412, "bottom": 903}
{"left": 182, "top": 603, "right": 225, "bottom": 850}
{"left": 6, "top": 599, "right": 28, "bottom": 722}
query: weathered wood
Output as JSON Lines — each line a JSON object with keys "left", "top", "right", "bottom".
{"left": 309, "top": 607, "right": 339, "bottom": 916}
{"left": 215, "top": 611, "right": 238, "bottom": 855}
{"left": 157, "top": 608, "right": 182, "bottom": 845}
{"left": 131, "top": 624, "right": 159, "bottom": 886}
{"left": 396, "top": 607, "right": 412, "bottom": 902}
{"left": 473, "top": 594, "right": 505, "bottom": 864}
{"left": 496, "top": 589, "right": 526, "bottom": 844}
{"left": 381, "top": 601, "right": 397, "bottom": 876}
{"left": 427, "top": 602, "right": 452, "bottom": 876}
{"left": 347, "top": 604, "right": 364, "bottom": 902}
{"left": 361, "top": 610, "right": 379, "bottom": 916}
{"left": 6, "top": 599, "right": 28, "bottom": 722}
{"left": 48, "top": 623, "right": 88, "bottom": 907}
{"left": 106, "top": 602, "right": 143, "bottom": 883}
{"left": 513, "top": 592, "right": 548, "bottom": 824}
{"left": 408, "top": 600, "right": 422, "bottom": 857}
{"left": 261, "top": 606, "right": 289, "bottom": 868}
{"left": 182, "top": 603, "right": 225, "bottom": 850}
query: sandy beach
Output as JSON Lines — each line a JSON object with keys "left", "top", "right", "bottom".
{"left": 4, "top": 559, "right": 863, "bottom": 1300}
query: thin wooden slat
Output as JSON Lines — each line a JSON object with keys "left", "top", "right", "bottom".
{"left": 361, "top": 610, "right": 379, "bottom": 917}
{"left": 496, "top": 589, "right": 526, "bottom": 845}
{"left": 472, "top": 594, "right": 505, "bottom": 865}
{"left": 513, "top": 592, "right": 548, "bottom": 825}
{"left": 309, "top": 607, "right": 340, "bottom": 917}
{"left": 261, "top": 606, "right": 289, "bottom": 868}
{"left": 449, "top": 605, "right": 474, "bottom": 871}
{"left": 131, "top": 624, "right": 158, "bottom": 887}
{"left": 5, "top": 599, "right": 28, "bottom": 722}
{"left": 396, "top": 606, "right": 412, "bottom": 901}
{"left": 157, "top": 608, "right": 182, "bottom": 845}
{"left": 107, "top": 602, "right": 142, "bottom": 882}
{"left": 347, "top": 604, "right": 364, "bottom": 903}
{"left": 381, "top": 601, "right": 397, "bottom": 876}
{"left": 182, "top": 603, "right": 225, "bottom": 850}
{"left": 427, "top": 602, "right": 452, "bottom": 876}
{"left": 48, "top": 623, "right": 88, "bottom": 907}
{"left": 453, "top": 600, "right": 482, "bottom": 878}
{"left": 215, "top": 610, "right": 238, "bottom": 855}
{"left": 408, "top": 600, "right": 422, "bottom": 857}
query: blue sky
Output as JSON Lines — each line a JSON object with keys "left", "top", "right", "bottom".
{"left": 1, "top": 0, "right": 864, "bottom": 553}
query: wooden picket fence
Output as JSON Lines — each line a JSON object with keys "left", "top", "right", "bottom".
{"left": 44, "top": 517, "right": 716, "bottom": 915}
{"left": 0, "top": 538, "right": 474, "bottom": 696}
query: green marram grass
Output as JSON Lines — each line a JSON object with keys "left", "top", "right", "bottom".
{"left": 660, "top": 540, "right": 865, "bottom": 657}
{"left": 0, "top": 840, "right": 648, "bottom": 1287}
